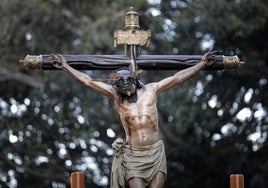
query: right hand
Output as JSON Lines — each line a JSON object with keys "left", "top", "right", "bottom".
{"left": 51, "top": 54, "right": 67, "bottom": 69}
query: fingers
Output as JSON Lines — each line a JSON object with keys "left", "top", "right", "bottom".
{"left": 208, "top": 50, "right": 217, "bottom": 59}
{"left": 50, "top": 54, "right": 63, "bottom": 59}
{"left": 51, "top": 54, "right": 59, "bottom": 61}
{"left": 201, "top": 51, "right": 217, "bottom": 67}
{"left": 207, "top": 50, "right": 217, "bottom": 57}
{"left": 210, "top": 50, "right": 218, "bottom": 55}
{"left": 50, "top": 54, "right": 64, "bottom": 69}
{"left": 211, "top": 58, "right": 217, "bottom": 64}
{"left": 50, "top": 54, "right": 57, "bottom": 64}
{"left": 204, "top": 50, "right": 217, "bottom": 66}
{"left": 57, "top": 54, "right": 68, "bottom": 65}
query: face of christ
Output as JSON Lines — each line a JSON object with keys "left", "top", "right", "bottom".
{"left": 113, "top": 70, "right": 137, "bottom": 96}
{"left": 111, "top": 69, "right": 144, "bottom": 103}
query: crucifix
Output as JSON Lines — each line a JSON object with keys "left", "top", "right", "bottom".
{"left": 20, "top": 7, "right": 243, "bottom": 188}
{"left": 20, "top": 7, "right": 243, "bottom": 72}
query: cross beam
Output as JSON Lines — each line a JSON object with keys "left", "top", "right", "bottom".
{"left": 21, "top": 54, "right": 242, "bottom": 70}
{"left": 20, "top": 7, "right": 243, "bottom": 71}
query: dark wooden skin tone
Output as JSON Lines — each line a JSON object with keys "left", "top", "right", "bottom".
{"left": 52, "top": 51, "right": 216, "bottom": 188}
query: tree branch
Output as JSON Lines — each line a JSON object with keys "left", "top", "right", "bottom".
{"left": 0, "top": 68, "right": 41, "bottom": 87}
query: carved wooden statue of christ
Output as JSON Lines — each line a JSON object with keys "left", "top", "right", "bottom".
{"left": 21, "top": 7, "right": 243, "bottom": 188}
{"left": 52, "top": 50, "right": 216, "bottom": 188}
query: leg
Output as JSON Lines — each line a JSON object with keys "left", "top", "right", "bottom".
{"left": 148, "top": 172, "right": 165, "bottom": 188}
{"left": 128, "top": 177, "right": 145, "bottom": 188}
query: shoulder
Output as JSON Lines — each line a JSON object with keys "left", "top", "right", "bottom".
{"left": 140, "top": 83, "right": 158, "bottom": 94}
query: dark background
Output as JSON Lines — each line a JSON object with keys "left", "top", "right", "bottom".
{"left": 0, "top": 0, "right": 267, "bottom": 187}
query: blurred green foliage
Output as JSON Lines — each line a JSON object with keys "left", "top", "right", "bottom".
{"left": 0, "top": 0, "right": 267, "bottom": 187}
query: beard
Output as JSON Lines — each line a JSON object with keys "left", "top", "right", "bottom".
{"left": 117, "top": 90, "right": 138, "bottom": 103}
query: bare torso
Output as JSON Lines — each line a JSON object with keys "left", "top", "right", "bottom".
{"left": 53, "top": 52, "right": 215, "bottom": 188}
{"left": 114, "top": 84, "right": 160, "bottom": 146}
{"left": 55, "top": 52, "right": 213, "bottom": 147}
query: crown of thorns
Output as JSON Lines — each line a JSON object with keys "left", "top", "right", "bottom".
{"left": 93, "top": 69, "right": 142, "bottom": 83}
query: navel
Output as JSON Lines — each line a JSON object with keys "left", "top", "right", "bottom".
{"left": 125, "top": 117, "right": 130, "bottom": 123}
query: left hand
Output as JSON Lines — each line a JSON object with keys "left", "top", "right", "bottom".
{"left": 201, "top": 51, "right": 217, "bottom": 66}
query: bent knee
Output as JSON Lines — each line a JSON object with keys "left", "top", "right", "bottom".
{"left": 149, "top": 172, "right": 166, "bottom": 188}
{"left": 128, "top": 177, "right": 145, "bottom": 188}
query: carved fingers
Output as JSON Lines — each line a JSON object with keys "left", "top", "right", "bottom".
{"left": 51, "top": 54, "right": 67, "bottom": 69}
{"left": 202, "top": 50, "right": 217, "bottom": 66}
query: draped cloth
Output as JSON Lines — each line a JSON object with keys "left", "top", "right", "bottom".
{"left": 110, "top": 138, "right": 167, "bottom": 188}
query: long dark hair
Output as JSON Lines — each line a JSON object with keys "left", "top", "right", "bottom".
{"left": 111, "top": 69, "right": 143, "bottom": 103}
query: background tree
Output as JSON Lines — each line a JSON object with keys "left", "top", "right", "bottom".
{"left": 0, "top": 0, "right": 267, "bottom": 187}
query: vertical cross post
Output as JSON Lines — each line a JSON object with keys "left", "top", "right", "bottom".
{"left": 124, "top": 7, "right": 140, "bottom": 72}
{"left": 114, "top": 7, "right": 151, "bottom": 74}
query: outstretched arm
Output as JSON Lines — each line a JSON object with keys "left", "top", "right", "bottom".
{"left": 153, "top": 51, "right": 217, "bottom": 94}
{"left": 52, "top": 54, "right": 116, "bottom": 99}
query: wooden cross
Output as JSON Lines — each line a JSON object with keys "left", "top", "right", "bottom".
{"left": 20, "top": 7, "right": 243, "bottom": 72}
